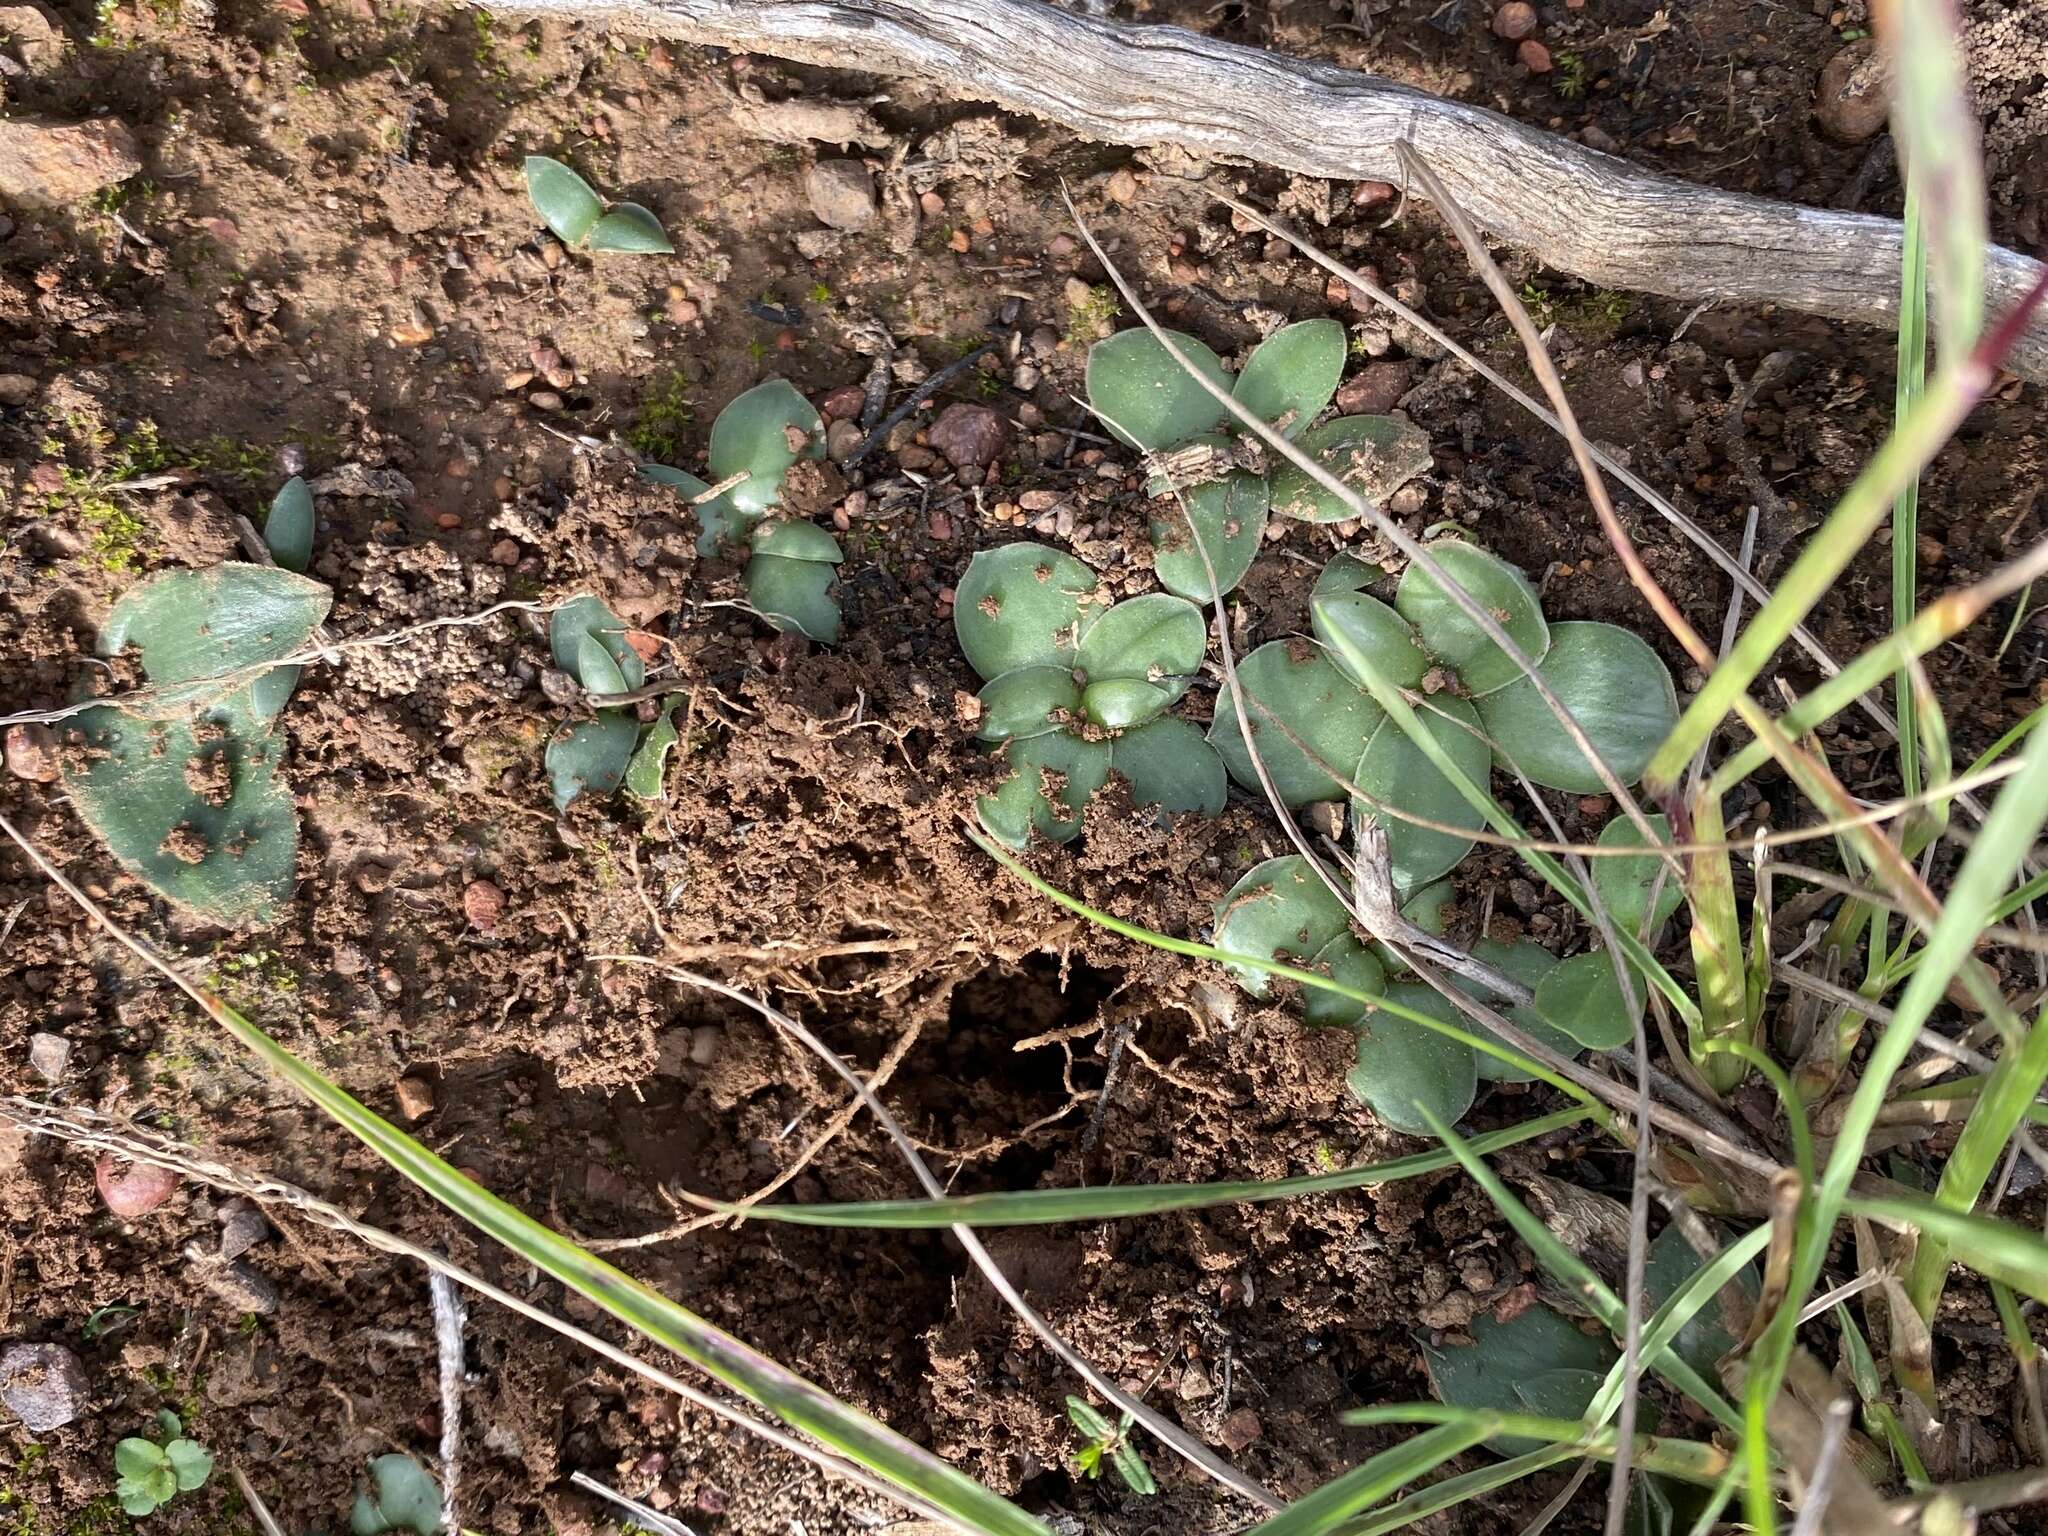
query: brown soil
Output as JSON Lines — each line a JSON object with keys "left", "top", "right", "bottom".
{"left": 2, "top": 2, "right": 2045, "bottom": 1534}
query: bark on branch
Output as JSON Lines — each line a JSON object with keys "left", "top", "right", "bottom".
{"left": 491, "top": 0, "right": 2048, "bottom": 381}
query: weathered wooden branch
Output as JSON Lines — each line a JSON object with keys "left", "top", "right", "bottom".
{"left": 492, "top": 0, "right": 2048, "bottom": 381}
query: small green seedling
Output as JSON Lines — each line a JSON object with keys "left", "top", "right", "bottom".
{"left": 523, "top": 155, "right": 673, "bottom": 254}
{"left": 1065, "top": 1396, "right": 1156, "bottom": 1496}
{"left": 263, "top": 475, "right": 314, "bottom": 574}
{"left": 544, "top": 596, "right": 675, "bottom": 810}
{"left": 954, "top": 541, "right": 1226, "bottom": 847}
{"left": 350, "top": 1453, "right": 443, "bottom": 1536}
{"left": 642, "top": 378, "right": 844, "bottom": 641}
{"left": 114, "top": 1411, "right": 213, "bottom": 1517}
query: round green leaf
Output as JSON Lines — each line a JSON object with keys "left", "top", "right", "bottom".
{"left": 1148, "top": 467, "right": 1268, "bottom": 603}
{"left": 1451, "top": 937, "right": 1578, "bottom": 1084}
{"left": 165, "top": 1439, "right": 213, "bottom": 1492}
{"left": 100, "top": 564, "right": 334, "bottom": 708}
{"left": 1352, "top": 696, "right": 1490, "bottom": 889}
{"left": 1395, "top": 541, "right": 1549, "bottom": 697}
{"left": 1075, "top": 592, "right": 1205, "bottom": 727}
{"left": 589, "top": 202, "right": 673, "bottom": 254}
{"left": 1534, "top": 950, "right": 1640, "bottom": 1050}
{"left": 115, "top": 1440, "right": 164, "bottom": 1481}
{"left": 976, "top": 730, "right": 1111, "bottom": 849}
{"left": 749, "top": 518, "right": 844, "bottom": 563}
{"left": 1080, "top": 677, "right": 1171, "bottom": 729}
{"left": 548, "top": 595, "right": 646, "bottom": 691}
{"left": 976, "top": 666, "right": 1081, "bottom": 742}
{"left": 1347, "top": 980, "right": 1479, "bottom": 1138}
{"left": 1475, "top": 621, "right": 1679, "bottom": 794}
{"left": 1270, "top": 414, "right": 1433, "bottom": 522}
{"left": 1232, "top": 318, "right": 1344, "bottom": 438}
{"left": 1108, "top": 716, "right": 1225, "bottom": 818}
{"left": 351, "top": 1454, "right": 443, "bottom": 1536}
{"left": 952, "top": 542, "right": 1100, "bottom": 682}
{"left": 707, "top": 378, "right": 824, "bottom": 518}
{"left": 744, "top": 552, "right": 841, "bottom": 643}
{"left": 1212, "top": 854, "right": 1352, "bottom": 998}
{"left": 1302, "top": 933, "right": 1388, "bottom": 1031}
{"left": 546, "top": 713, "right": 638, "bottom": 811}
{"left": 523, "top": 155, "right": 603, "bottom": 246}
{"left": 1207, "top": 640, "right": 1383, "bottom": 807}
{"left": 1594, "top": 812, "right": 1685, "bottom": 936}
{"left": 1374, "top": 878, "right": 1455, "bottom": 974}
{"left": 1310, "top": 588, "right": 1429, "bottom": 692}
{"left": 1084, "top": 328, "right": 1231, "bottom": 451}
{"left": 642, "top": 463, "right": 755, "bottom": 557}
{"left": 264, "top": 475, "right": 314, "bottom": 573}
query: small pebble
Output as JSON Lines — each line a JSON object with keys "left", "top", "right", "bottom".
{"left": 1518, "top": 39, "right": 1552, "bottom": 73}
{"left": 96, "top": 1155, "right": 180, "bottom": 1217}
{"left": 4, "top": 722, "right": 58, "bottom": 783}
{"left": 0, "top": 373, "right": 39, "bottom": 406}
{"left": 216, "top": 1199, "right": 269, "bottom": 1261}
{"left": 948, "top": 227, "right": 970, "bottom": 253}
{"left": 1218, "top": 1407, "right": 1263, "bottom": 1452}
{"left": 1105, "top": 166, "right": 1139, "bottom": 204}
{"left": 27, "top": 1032, "right": 69, "bottom": 1084}
{"left": 490, "top": 538, "right": 522, "bottom": 566}
{"left": 1492, "top": 2, "right": 1538, "bottom": 40}
{"left": 527, "top": 390, "right": 564, "bottom": 412}
{"left": 805, "top": 158, "right": 878, "bottom": 232}
{"left": 918, "top": 190, "right": 945, "bottom": 216}
{"left": 394, "top": 1075, "right": 436, "bottom": 1121}
{"left": 0, "top": 1343, "right": 90, "bottom": 1433}
{"left": 463, "top": 878, "right": 505, "bottom": 933}
{"left": 435, "top": 512, "right": 461, "bottom": 530}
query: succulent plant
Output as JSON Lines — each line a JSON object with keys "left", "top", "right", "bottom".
{"left": 1207, "top": 640, "right": 1383, "bottom": 808}
{"left": 61, "top": 564, "right": 331, "bottom": 927}
{"left": 956, "top": 541, "right": 1228, "bottom": 846}
{"left": 543, "top": 596, "right": 677, "bottom": 810}
{"left": 114, "top": 1414, "right": 213, "bottom": 1517}
{"left": 523, "top": 155, "right": 673, "bottom": 254}
{"left": 350, "top": 1453, "right": 443, "bottom": 1536}
{"left": 1268, "top": 413, "right": 1432, "bottom": 522}
{"left": 641, "top": 378, "right": 843, "bottom": 641}
{"left": 263, "top": 475, "right": 314, "bottom": 574}
{"left": 1343, "top": 979, "right": 1479, "bottom": 1137}
{"left": 1392, "top": 539, "right": 1550, "bottom": 697}
{"left": 1212, "top": 855, "right": 1353, "bottom": 998}
{"left": 1474, "top": 620, "right": 1680, "bottom": 793}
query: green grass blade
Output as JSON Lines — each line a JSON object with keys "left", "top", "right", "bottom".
{"left": 725, "top": 1108, "right": 1587, "bottom": 1227}
{"left": 1339, "top": 1407, "right": 1730, "bottom": 1486}
{"left": 1847, "top": 1194, "right": 2048, "bottom": 1307}
{"left": 1333, "top": 1447, "right": 1574, "bottom": 1536}
{"left": 1240, "top": 1421, "right": 1496, "bottom": 1535}
{"left": 1414, "top": 1106, "right": 1741, "bottom": 1429}
{"left": 1583, "top": 1223, "right": 1771, "bottom": 1426}
{"left": 202, "top": 991, "right": 1049, "bottom": 1536}
{"left": 1893, "top": 180, "right": 1927, "bottom": 802}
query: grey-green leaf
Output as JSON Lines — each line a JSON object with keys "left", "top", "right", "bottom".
{"left": 574, "top": 633, "right": 628, "bottom": 697}
{"left": 351, "top": 1454, "right": 443, "bottom": 1536}
{"left": 548, "top": 595, "right": 646, "bottom": 692}
{"left": 588, "top": 202, "right": 673, "bottom": 254}
{"left": 1148, "top": 466, "right": 1268, "bottom": 603}
{"left": 749, "top": 519, "right": 844, "bottom": 563}
{"left": 546, "top": 713, "right": 639, "bottom": 811}
{"left": 1207, "top": 640, "right": 1383, "bottom": 807}
{"left": 1643, "top": 1223, "right": 1756, "bottom": 1380}
{"left": 1302, "top": 934, "right": 1388, "bottom": 1031}
{"left": 642, "top": 464, "right": 756, "bottom": 557}
{"left": 624, "top": 706, "right": 680, "bottom": 801}
{"left": 1232, "top": 318, "right": 1345, "bottom": 438}
{"left": 977, "top": 730, "right": 1111, "bottom": 849}
{"left": 745, "top": 553, "right": 841, "bottom": 643}
{"left": 264, "top": 476, "right": 314, "bottom": 573}
{"left": 1270, "top": 414, "right": 1433, "bottom": 522}
{"left": 1084, "top": 328, "right": 1231, "bottom": 451}
{"left": 1352, "top": 695, "right": 1490, "bottom": 889}
{"left": 707, "top": 378, "right": 825, "bottom": 518}
{"left": 1534, "top": 950, "right": 1640, "bottom": 1051}
{"left": 523, "top": 155, "right": 603, "bottom": 247}
{"left": 1475, "top": 620, "right": 1679, "bottom": 793}
{"left": 1211, "top": 854, "right": 1351, "bottom": 998}
{"left": 977, "top": 666, "right": 1082, "bottom": 742}
{"left": 1075, "top": 593, "right": 1205, "bottom": 728}
{"left": 952, "top": 542, "right": 1100, "bottom": 681}
{"left": 1594, "top": 812, "right": 1685, "bottom": 936}
{"left": 1512, "top": 1367, "right": 1606, "bottom": 1421}
{"left": 1421, "top": 1302, "right": 1616, "bottom": 1455}
{"left": 1395, "top": 541, "right": 1549, "bottom": 697}
{"left": 1109, "top": 716, "right": 1226, "bottom": 818}
{"left": 1347, "top": 980, "right": 1478, "bottom": 1137}
{"left": 1310, "top": 588, "right": 1429, "bottom": 692}
{"left": 100, "top": 564, "right": 333, "bottom": 710}
{"left": 1452, "top": 937, "right": 1578, "bottom": 1085}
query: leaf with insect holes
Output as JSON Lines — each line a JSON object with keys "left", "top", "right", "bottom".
{"left": 1451, "top": 937, "right": 1578, "bottom": 1085}
{"left": 1232, "top": 318, "right": 1345, "bottom": 438}
{"left": 1311, "top": 584, "right": 1429, "bottom": 694}
{"left": 1421, "top": 1302, "right": 1616, "bottom": 1455}
{"left": 523, "top": 155, "right": 604, "bottom": 246}
{"left": 976, "top": 666, "right": 1080, "bottom": 743}
{"left": 588, "top": 202, "right": 673, "bottom": 254}
{"left": 548, "top": 595, "right": 646, "bottom": 692}
{"left": 976, "top": 729, "right": 1111, "bottom": 849}
{"left": 624, "top": 706, "right": 679, "bottom": 801}
{"left": 1270, "top": 414, "right": 1433, "bottom": 522}
{"left": 1594, "top": 813, "right": 1685, "bottom": 935}
{"left": 99, "top": 563, "right": 333, "bottom": 722}
{"left": 1207, "top": 640, "right": 1383, "bottom": 807}
{"left": 1108, "top": 716, "right": 1226, "bottom": 818}
{"left": 953, "top": 542, "right": 1101, "bottom": 682}
{"left": 1395, "top": 540, "right": 1548, "bottom": 697}
{"left": 1346, "top": 980, "right": 1478, "bottom": 1137}
{"left": 1301, "top": 934, "right": 1388, "bottom": 1031}
{"left": 744, "top": 553, "right": 841, "bottom": 643}
{"left": 642, "top": 463, "right": 755, "bottom": 557}
{"left": 1084, "top": 327, "right": 1231, "bottom": 451}
{"left": 1147, "top": 461, "right": 1268, "bottom": 603}
{"left": 264, "top": 476, "right": 314, "bottom": 573}
{"left": 1212, "top": 854, "right": 1352, "bottom": 998}
{"left": 1074, "top": 593, "right": 1205, "bottom": 729}
{"left": 351, "top": 1453, "right": 444, "bottom": 1536}
{"left": 707, "top": 378, "right": 825, "bottom": 518}
{"left": 1476, "top": 621, "right": 1679, "bottom": 793}
{"left": 1533, "top": 950, "right": 1640, "bottom": 1050}
{"left": 1352, "top": 695, "right": 1490, "bottom": 890}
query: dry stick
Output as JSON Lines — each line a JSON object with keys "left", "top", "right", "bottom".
{"left": 1786, "top": 1396, "right": 1855, "bottom": 1536}
{"left": 843, "top": 336, "right": 1002, "bottom": 469}
{"left": 598, "top": 955, "right": 1283, "bottom": 1513}
{"left": 0, "top": 1095, "right": 955, "bottom": 1531}
{"left": 229, "top": 1467, "right": 288, "bottom": 1536}
{"left": 430, "top": 1273, "right": 466, "bottom": 1536}
{"left": 568, "top": 1473, "right": 700, "bottom": 1536}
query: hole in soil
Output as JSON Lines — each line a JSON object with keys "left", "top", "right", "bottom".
{"left": 946, "top": 953, "right": 1120, "bottom": 1098}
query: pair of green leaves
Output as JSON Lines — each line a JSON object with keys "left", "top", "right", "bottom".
{"left": 523, "top": 155, "right": 673, "bottom": 254}
{"left": 543, "top": 597, "right": 679, "bottom": 810}
{"left": 640, "top": 378, "right": 843, "bottom": 643}
{"left": 114, "top": 1415, "right": 213, "bottom": 1517}
{"left": 1065, "top": 1396, "right": 1156, "bottom": 1496}
{"left": 955, "top": 543, "right": 1226, "bottom": 846}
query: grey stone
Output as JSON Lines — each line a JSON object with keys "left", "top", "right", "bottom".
{"left": 804, "top": 158, "right": 877, "bottom": 233}
{"left": 1, "top": 1342, "right": 90, "bottom": 1432}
